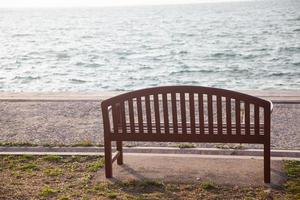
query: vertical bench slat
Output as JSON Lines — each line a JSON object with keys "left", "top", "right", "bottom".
{"left": 198, "top": 93, "right": 204, "bottom": 134}
{"left": 180, "top": 93, "right": 187, "bottom": 133}
{"left": 137, "top": 96, "right": 144, "bottom": 133}
{"left": 145, "top": 95, "right": 152, "bottom": 134}
{"left": 245, "top": 102, "right": 250, "bottom": 135}
{"left": 189, "top": 93, "right": 195, "bottom": 134}
{"left": 163, "top": 93, "right": 169, "bottom": 134}
{"left": 154, "top": 94, "right": 161, "bottom": 134}
{"left": 128, "top": 99, "right": 135, "bottom": 133}
{"left": 112, "top": 104, "right": 119, "bottom": 134}
{"left": 217, "top": 96, "right": 222, "bottom": 135}
{"left": 207, "top": 94, "right": 213, "bottom": 135}
{"left": 264, "top": 107, "right": 270, "bottom": 136}
{"left": 102, "top": 106, "right": 111, "bottom": 134}
{"left": 264, "top": 105, "right": 271, "bottom": 183}
{"left": 171, "top": 92, "right": 178, "bottom": 133}
{"left": 255, "top": 105, "right": 260, "bottom": 135}
{"left": 226, "top": 97, "right": 232, "bottom": 134}
{"left": 235, "top": 99, "right": 241, "bottom": 135}
{"left": 120, "top": 101, "right": 127, "bottom": 134}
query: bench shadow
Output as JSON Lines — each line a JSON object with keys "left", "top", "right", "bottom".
{"left": 108, "top": 164, "right": 147, "bottom": 183}
{"left": 268, "top": 168, "right": 288, "bottom": 189}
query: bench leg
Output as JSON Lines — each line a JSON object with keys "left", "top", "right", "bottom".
{"left": 105, "top": 140, "right": 112, "bottom": 178}
{"left": 264, "top": 143, "right": 271, "bottom": 183}
{"left": 116, "top": 141, "right": 123, "bottom": 165}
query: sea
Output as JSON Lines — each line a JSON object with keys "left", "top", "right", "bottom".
{"left": 0, "top": 0, "right": 299, "bottom": 92}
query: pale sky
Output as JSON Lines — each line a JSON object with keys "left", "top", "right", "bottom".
{"left": 0, "top": 0, "right": 252, "bottom": 8}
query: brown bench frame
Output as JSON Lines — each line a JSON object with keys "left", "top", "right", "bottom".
{"left": 101, "top": 86, "right": 273, "bottom": 183}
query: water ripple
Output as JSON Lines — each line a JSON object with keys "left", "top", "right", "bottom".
{"left": 0, "top": 0, "right": 299, "bottom": 92}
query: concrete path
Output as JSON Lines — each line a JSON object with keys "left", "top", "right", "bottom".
{"left": 1, "top": 146, "right": 300, "bottom": 158}
{"left": 95, "top": 153, "right": 287, "bottom": 187}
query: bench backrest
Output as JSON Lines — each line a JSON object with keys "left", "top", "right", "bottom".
{"left": 101, "top": 86, "right": 271, "bottom": 144}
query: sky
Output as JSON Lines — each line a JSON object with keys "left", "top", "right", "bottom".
{"left": 0, "top": 0, "right": 252, "bottom": 8}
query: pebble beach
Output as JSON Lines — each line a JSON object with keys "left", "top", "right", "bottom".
{"left": 0, "top": 98, "right": 299, "bottom": 150}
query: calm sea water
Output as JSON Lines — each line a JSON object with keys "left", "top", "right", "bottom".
{"left": 0, "top": 0, "right": 299, "bottom": 92}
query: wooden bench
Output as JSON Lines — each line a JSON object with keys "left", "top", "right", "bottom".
{"left": 101, "top": 86, "right": 273, "bottom": 183}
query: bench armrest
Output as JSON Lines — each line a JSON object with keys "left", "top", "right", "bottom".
{"left": 107, "top": 106, "right": 112, "bottom": 113}
{"left": 268, "top": 100, "right": 273, "bottom": 113}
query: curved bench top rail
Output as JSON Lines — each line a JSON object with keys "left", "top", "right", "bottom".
{"left": 102, "top": 86, "right": 271, "bottom": 108}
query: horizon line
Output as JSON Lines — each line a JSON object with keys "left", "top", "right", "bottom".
{"left": 0, "top": 0, "right": 256, "bottom": 8}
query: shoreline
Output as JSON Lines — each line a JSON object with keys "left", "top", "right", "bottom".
{"left": 0, "top": 90, "right": 300, "bottom": 103}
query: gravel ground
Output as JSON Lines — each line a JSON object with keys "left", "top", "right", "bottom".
{"left": 0, "top": 101, "right": 299, "bottom": 149}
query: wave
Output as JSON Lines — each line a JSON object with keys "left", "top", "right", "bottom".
{"left": 86, "top": 63, "right": 102, "bottom": 68}
{"left": 269, "top": 72, "right": 300, "bottom": 77}
{"left": 210, "top": 52, "right": 242, "bottom": 58}
{"left": 81, "top": 35, "right": 94, "bottom": 39}
{"left": 11, "top": 33, "right": 33, "bottom": 37}
{"left": 288, "top": 17, "right": 300, "bottom": 21}
{"left": 69, "top": 79, "right": 87, "bottom": 83}
{"left": 56, "top": 53, "right": 70, "bottom": 59}
{"left": 139, "top": 66, "right": 153, "bottom": 70}
{"left": 75, "top": 62, "right": 102, "bottom": 68}
{"left": 14, "top": 76, "right": 41, "bottom": 80}
{"left": 292, "top": 62, "right": 300, "bottom": 66}
{"left": 170, "top": 50, "right": 188, "bottom": 55}
{"left": 178, "top": 33, "right": 196, "bottom": 37}
{"left": 179, "top": 50, "right": 188, "bottom": 54}
{"left": 75, "top": 62, "right": 85, "bottom": 66}
{"left": 279, "top": 47, "right": 300, "bottom": 52}
{"left": 169, "top": 69, "right": 214, "bottom": 75}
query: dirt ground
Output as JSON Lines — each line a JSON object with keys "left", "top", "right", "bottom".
{"left": 0, "top": 155, "right": 299, "bottom": 200}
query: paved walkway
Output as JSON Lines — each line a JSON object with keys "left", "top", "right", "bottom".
{"left": 95, "top": 154, "right": 286, "bottom": 186}
{"left": 1, "top": 147, "right": 300, "bottom": 158}
{"left": 0, "top": 101, "right": 299, "bottom": 149}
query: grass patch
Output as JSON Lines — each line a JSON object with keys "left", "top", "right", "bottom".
{"left": 87, "top": 160, "right": 104, "bottom": 172}
{"left": 0, "top": 142, "right": 38, "bottom": 147}
{"left": 19, "top": 162, "right": 38, "bottom": 171}
{"left": 14, "top": 154, "right": 35, "bottom": 163}
{"left": 11, "top": 171, "right": 22, "bottom": 178}
{"left": 71, "top": 141, "right": 93, "bottom": 147}
{"left": 44, "top": 167, "right": 63, "bottom": 177}
{"left": 40, "top": 186, "right": 58, "bottom": 197}
{"left": 138, "top": 180, "right": 164, "bottom": 188}
{"left": 43, "top": 155, "right": 63, "bottom": 162}
{"left": 0, "top": 141, "right": 104, "bottom": 147}
{"left": 58, "top": 195, "right": 70, "bottom": 200}
{"left": 92, "top": 183, "right": 108, "bottom": 192}
{"left": 105, "top": 190, "right": 118, "bottom": 199}
{"left": 284, "top": 160, "right": 300, "bottom": 178}
{"left": 215, "top": 143, "right": 244, "bottom": 149}
{"left": 118, "top": 179, "right": 165, "bottom": 194}
{"left": 125, "top": 144, "right": 136, "bottom": 148}
{"left": 284, "top": 160, "right": 300, "bottom": 199}
{"left": 120, "top": 179, "right": 164, "bottom": 188}
{"left": 201, "top": 181, "right": 215, "bottom": 190}
{"left": 176, "top": 143, "right": 196, "bottom": 148}
{"left": 21, "top": 154, "right": 34, "bottom": 160}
